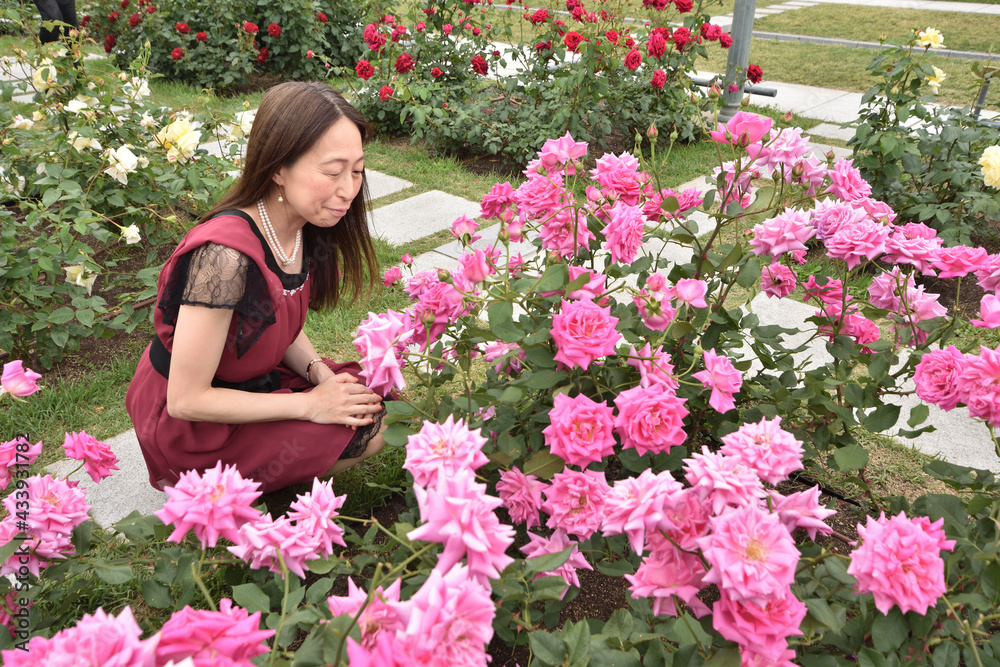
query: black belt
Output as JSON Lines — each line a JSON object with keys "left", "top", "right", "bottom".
{"left": 149, "top": 335, "right": 281, "bottom": 394}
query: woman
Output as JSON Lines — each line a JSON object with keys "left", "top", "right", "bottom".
{"left": 126, "top": 82, "right": 387, "bottom": 494}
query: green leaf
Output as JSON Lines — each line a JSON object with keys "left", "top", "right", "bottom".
{"left": 383, "top": 423, "right": 414, "bottom": 447}
{"left": 525, "top": 370, "right": 567, "bottom": 389}
{"left": 91, "top": 559, "right": 134, "bottom": 585}
{"left": 982, "top": 562, "right": 1000, "bottom": 605}
{"left": 141, "top": 579, "right": 174, "bottom": 609}
{"left": 603, "top": 609, "right": 634, "bottom": 640}
{"left": 48, "top": 307, "right": 76, "bottom": 325}
{"left": 596, "top": 559, "right": 634, "bottom": 576}
{"left": 232, "top": 583, "right": 272, "bottom": 613}
{"left": 703, "top": 648, "right": 742, "bottom": 667}
{"left": 525, "top": 547, "right": 572, "bottom": 574}
{"left": 306, "top": 578, "right": 334, "bottom": 605}
{"left": 736, "top": 256, "right": 762, "bottom": 289}
{"left": 590, "top": 650, "right": 642, "bottom": 667}
{"left": 872, "top": 608, "right": 908, "bottom": 652}
{"left": 523, "top": 450, "right": 565, "bottom": 480}
{"left": 488, "top": 300, "right": 513, "bottom": 330}
{"left": 915, "top": 493, "right": 968, "bottom": 530}
{"left": 564, "top": 619, "right": 591, "bottom": 664}
{"left": 42, "top": 187, "right": 62, "bottom": 208}
{"left": 76, "top": 308, "right": 95, "bottom": 327}
{"left": 862, "top": 404, "right": 900, "bottom": 432}
{"left": 908, "top": 403, "right": 930, "bottom": 428}
{"left": 858, "top": 647, "right": 888, "bottom": 667}
{"left": 534, "top": 263, "right": 569, "bottom": 293}
{"left": 72, "top": 521, "right": 92, "bottom": 554}
{"left": 804, "top": 598, "right": 845, "bottom": 633}
{"left": 528, "top": 630, "right": 566, "bottom": 665}
{"left": 933, "top": 642, "right": 961, "bottom": 667}
{"left": 833, "top": 444, "right": 869, "bottom": 471}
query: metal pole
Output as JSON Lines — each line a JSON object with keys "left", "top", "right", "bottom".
{"left": 718, "top": 0, "right": 757, "bottom": 123}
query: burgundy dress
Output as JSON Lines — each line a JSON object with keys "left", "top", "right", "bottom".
{"left": 126, "top": 211, "right": 381, "bottom": 493}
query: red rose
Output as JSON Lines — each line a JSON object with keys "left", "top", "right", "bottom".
{"left": 563, "top": 31, "right": 584, "bottom": 52}
{"left": 196, "top": 31, "right": 207, "bottom": 42}
{"left": 625, "top": 36, "right": 635, "bottom": 48}
{"left": 719, "top": 32, "right": 732, "bottom": 48}
{"left": 651, "top": 69, "right": 666, "bottom": 88}
{"left": 175, "top": 22, "right": 190, "bottom": 33}
{"left": 442, "top": 23, "right": 452, "bottom": 34}
{"left": 379, "top": 85, "right": 393, "bottom": 102}
{"left": 431, "top": 66, "right": 443, "bottom": 77}
{"left": 257, "top": 47, "right": 269, "bottom": 63}
{"left": 675, "top": 0, "right": 693, "bottom": 11}
{"left": 472, "top": 27, "right": 481, "bottom": 36}
{"left": 623, "top": 49, "right": 642, "bottom": 70}
{"left": 267, "top": 22, "right": 281, "bottom": 37}
{"left": 367, "top": 33, "right": 386, "bottom": 52}
{"left": 526, "top": 8, "right": 548, "bottom": 24}
{"left": 171, "top": 47, "right": 183, "bottom": 60}
{"left": 535, "top": 40, "right": 552, "bottom": 53}
{"left": 746, "top": 64, "right": 763, "bottom": 84}
{"left": 672, "top": 26, "right": 690, "bottom": 50}
{"left": 80, "top": 14, "right": 90, "bottom": 27}
{"left": 243, "top": 21, "right": 258, "bottom": 34}
{"left": 355, "top": 59, "right": 374, "bottom": 79}
{"left": 701, "top": 23, "right": 722, "bottom": 41}
{"left": 605, "top": 29, "right": 618, "bottom": 44}
{"left": 129, "top": 13, "right": 142, "bottom": 27}
{"left": 571, "top": 5, "right": 584, "bottom": 20}
{"left": 144, "top": 4, "right": 155, "bottom": 13}
{"left": 104, "top": 33, "right": 116, "bottom": 52}
{"left": 566, "top": 0, "right": 582, "bottom": 11}
{"left": 120, "top": 0, "right": 129, "bottom": 7}
{"left": 642, "top": 0, "right": 668, "bottom": 7}
{"left": 108, "top": 10, "right": 119, "bottom": 22}
{"left": 316, "top": 12, "right": 327, "bottom": 23}
{"left": 391, "top": 25, "right": 407, "bottom": 42}
{"left": 471, "top": 54, "right": 488, "bottom": 75}
{"left": 646, "top": 32, "right": 666, "bottom": 57}
{"left": 395, "top": 52, "right": 415, "bottom": 73}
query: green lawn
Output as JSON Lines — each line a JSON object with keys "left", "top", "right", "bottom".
{"left": 700, "top": 38, "right": 1000, "bottom": 110}
{"left": 754, "top": 4, "right": 1000, "bottom": 54}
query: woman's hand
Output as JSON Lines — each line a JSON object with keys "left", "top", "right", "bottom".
{"left": 303, "top": 373, "right": 382, "bottom": 427}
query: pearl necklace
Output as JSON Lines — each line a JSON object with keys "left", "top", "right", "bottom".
{"left": 256, "top": 199, "right": 301, "bottom": 267}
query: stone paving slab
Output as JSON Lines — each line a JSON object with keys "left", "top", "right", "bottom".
{"left": 807, "top": 122, "right": 856, "bottom": 142}
{"left": 367, "top": 170, "right": 412, "bottom": 201}
{"left": 808, "top": 0, "right": 1000, "bottom": 10}
{"left": 433, "top": 223, "right": 538, "bottom": 260}
{"left": 46, "top": 429, "right": 166, "bottom": 528}
{"left": 746, "top": 293, "right": 1000, "bottom": 472}
{"left": 368, "top": 190, "right": 482, "bottom": 245}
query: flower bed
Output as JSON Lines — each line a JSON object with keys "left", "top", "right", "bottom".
{"left": 3, "top": 101, "right": 1000, "bottom": 663}
{"left": 81, "top": 0, "right": 371, "bottom": 92}
{"left": 345, "top": 0, "right": 748, "bottom": 164}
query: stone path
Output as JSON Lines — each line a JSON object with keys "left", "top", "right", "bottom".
{"left": 3, "top": 1, "right": 999, "bottom": 527}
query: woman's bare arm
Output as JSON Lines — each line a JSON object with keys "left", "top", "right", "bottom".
{"left": 165, "top": 304, "right": 381, "bottom": 426}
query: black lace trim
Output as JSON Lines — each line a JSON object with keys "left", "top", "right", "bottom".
{"left": 340, "top": 404, "right": 386, "bottom": 460}
{"left": 158, "top": 243, "right": 276, "bottom": 359}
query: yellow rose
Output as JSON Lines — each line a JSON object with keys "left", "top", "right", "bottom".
{"left": 980, "top": 146, "right": 1000, "bottom": 189}
{"left": 64, "top": 264, "right": 98, "bottom": 295}
{"left": 154, "top": 119, "right": 193, "bottom": 150}
{"left": 926, "top": 66, "right": 946, "bottom": 94}
{"left": 916, "top": 27, "right": 945, "bottom": 49}
{"left": 166, "top": 129, "right": 202, "bottom": 162}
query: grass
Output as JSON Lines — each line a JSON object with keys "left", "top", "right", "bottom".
{"left": 753, "top": 5, "right": 1000, "bottom": 55}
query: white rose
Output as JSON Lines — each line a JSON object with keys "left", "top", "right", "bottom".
{"left": 121, "top": 224, "right": 142, "bottom": 244}
{"left": 125, "top": 77, "right": 150, "bottom": 98}
{"left": 104, "top": 145, "right": 139, "bottom": 185}
{"left": 32, "top": 110, "right": 47, "bottom": 122}
{"left": 69, "top": 132, "right": 102, "bottom": 152}
{"left": 12, "top": 115, "right": 34, "bottom": 130}
{"left": 64, "top": 264, "right": 98, "bottom": 295}
{"left": 31, "top": 60, "right": 60, "bottom": 93}
{"left": 139, "top": 112, "right": 157, "bottom": 128}
{"left": 981, "top": 145, "right": 1000, "bottom": 189}
{"left": 0, "top": 166, "right": 26, "bottom": 194}
{"left": 65, "top": 94, "right": 98, "bottom": 114}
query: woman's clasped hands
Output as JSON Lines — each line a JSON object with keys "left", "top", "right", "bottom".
{"left": 305, "top": 373, "right": 382, "bottom": 428}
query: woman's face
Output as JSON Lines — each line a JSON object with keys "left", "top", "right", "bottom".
{"left": 273, "top": 117, "right": 365, "bottom": 229}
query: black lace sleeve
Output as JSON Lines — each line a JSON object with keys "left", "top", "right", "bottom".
{"left": 158, "top": 243, "right": 276, "bottom": 358}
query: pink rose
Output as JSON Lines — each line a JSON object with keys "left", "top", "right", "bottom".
{"left": 543, "top": 469, "right": 610, "bottom": 540}
{"left": 550, "top": 299, "right": 621, "bottom": 369}
{"left": 692, "top": 349, "right": 742, "bottom": 413}
{"left": 459, "top": 247, "right": 498, "bottom": 284}
{"left": 973, "top": 294, "right": 1000, "bottom": 328}
{"left": 543, "top": 393, "right": 616, "bottom": 467}
{"left": 957, "top": 346, "right": 1000, "bottom": 426}
{"left": 760, "top": 263, "right": 797, "bottom": 298}
{"left": 400, "top": 253, "right": 413, "bottom": 265}
{"left": 913, "top": 345, "right": 967, "bottom": 411}
{"left": 62, "top": 431, "right": 120, "bottom": 483}
{"left": 710, "top": 111, "right": 772, "bottom": 146}
{"left": 613, "top": 384, "right": 689, "bottom": 456}
{"left": 672, "top": 278, "right": 708, "bottom": 308}
{"left": 1, "top": 360, "right": 41, "bottom": 397}
{"left": 749, "top": 209, "right": 815, "bottom": 259}
{"left": 381, "top": 266, "right": 402, "bottom": 286}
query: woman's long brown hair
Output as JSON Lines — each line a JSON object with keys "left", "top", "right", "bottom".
{"left": 200, "top": 82, "right": 378, "bottom": 310}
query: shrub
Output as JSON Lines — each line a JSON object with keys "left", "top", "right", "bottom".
{"left": 345, "top": 0, "right": 734, "bottom": 163}
{"left": 850, "top": 29, "right": 1000, "bottom": 245}
{"left": 82, "top": 0, "right": 374, "bottom": 92}
{"left": 0, "top": 34, "right": 247, "bottom": 367}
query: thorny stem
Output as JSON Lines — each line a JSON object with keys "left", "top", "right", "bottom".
{"left": 943, "top": 595, "right": 985, "bottom": 667}
{"left": 267, "top": 552, "right": 292, "bottom": 667}
{"left": 191, "top": 549, "right": 218, "bottom": 613}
